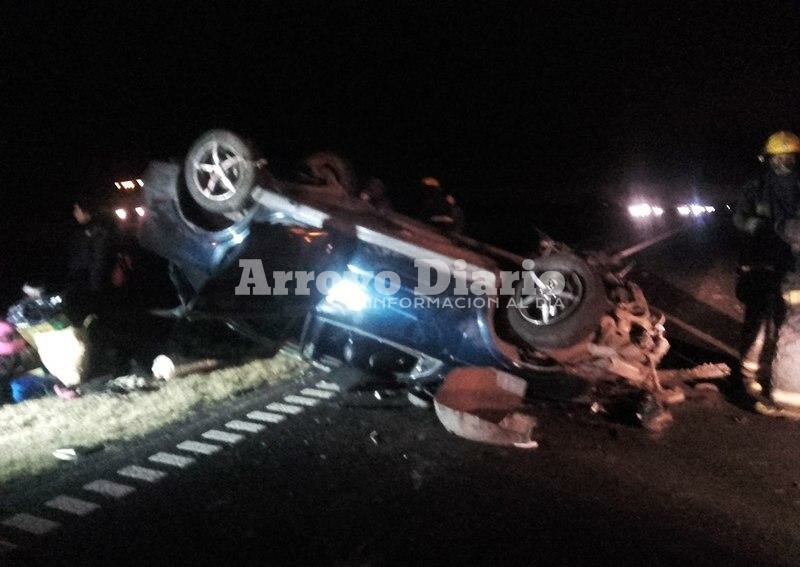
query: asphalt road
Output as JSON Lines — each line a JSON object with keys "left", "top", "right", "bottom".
{"left": 6, "top": 217, "right": 800, "bottom": 566}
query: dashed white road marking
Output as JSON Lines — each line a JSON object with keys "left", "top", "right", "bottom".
{"left": 202, "top": 429, "right": 244, "bottom": 444}
{"left": 2, "top": 513, "right": 60, "bottom": 535}
{"left": 301, "top": 387, "right": 336, "bottom": 399}
{"left": 177, "top": 440, "right": 222, "bottom": 455}
{"left": 310, "top": 360, "right": 331, "bottom": 372}
{"left": 284, "top": 395, "right": 319, "bottom": 407}
{"left": 83, "top": 479, "right": 136, "bottom": 499}
{"left": 45, "top": 495, "right": 100, "bottom": 516}
{"left": 117, "top": 465, "right": 168, "bottom": 483}
{"left": 149, "top": 452, "right": 196, "bottom": 469}
{"left": 316, "top": 380, "right": 341, "bottom": 392}
{"left": 266, "top": 402, "right": 303, "bottom": 415}
{"left": 225, "top": 420, "right": 265, "bottom": 433}
{"left": 247, "top": 410, "right": 286, "bottom": 424}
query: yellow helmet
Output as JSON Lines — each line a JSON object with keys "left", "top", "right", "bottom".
{"left": 764, "top": 131, "right": 800, "bottom": 155}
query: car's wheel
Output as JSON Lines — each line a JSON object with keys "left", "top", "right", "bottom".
{"left": 184, "top": 130, "right": 257, "bottom": 213}
{"left": 506, "top": 253, "right": 608, "bottom": 350}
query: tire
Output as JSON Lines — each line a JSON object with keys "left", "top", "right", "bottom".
{"left": 505, "top": 253, "right": 608, "bottom": 350}
{"left": 184, "top": 130, "right": 257, "bottom": 214}
{"left": 771, "top": 310, "right": 800, "bottom": 405}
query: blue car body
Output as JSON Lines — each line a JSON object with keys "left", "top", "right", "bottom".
{"left": 138, "top": 160, "right": 542, "bottom": 384}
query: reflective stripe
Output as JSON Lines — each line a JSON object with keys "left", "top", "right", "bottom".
{"left": 741, "top": 360, "right": 760, "bottom": 372}
{"left": 784, "top": 290, "right": 800, "bottom": 305}
{"left": 771, "top": 388, "right": 800, "bottom": 409}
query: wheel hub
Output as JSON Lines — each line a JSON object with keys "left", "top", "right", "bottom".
{"left": 192, "top": 141, "right": 245, "bottom": 201}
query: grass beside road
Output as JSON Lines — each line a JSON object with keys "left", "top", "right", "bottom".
{"left": 0, "top": 349, "right": 308, "bottom": 489}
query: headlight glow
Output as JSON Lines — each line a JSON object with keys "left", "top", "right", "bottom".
{"left": 325, "top": 279, "right": 370, "bottom": 312}
{"left": 690, "top": 204, "right": 705, "bottom": 216}
{"left": 677, "top": 203, "right": 715, "bottom": 217}
{"left": 114, "top": 208, "right": 128, "bottom": 220}
{"left": 134, "top": 206, "right": 146, "bottom": 217}
{"left": 628, "top": 203, "right": 653, "bottom": 218}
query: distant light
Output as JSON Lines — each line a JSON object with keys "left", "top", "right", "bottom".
{"left": 114, "top": 182, "right": 122, "bottom": 189}
{"left": 705, "top": 206, "right": 715, "bottom": 213}
{"left": 726, "top": 204, "right": 732, "bottom": 210}
{"left": 121, "top": 180, "right": 136, "bottom": 190}
{"left": 134, "top": 206, "right": 145, "bottom": 217}
{"left": 690, "top": 204, "right": 705, "bottom": 217}
{"left": 677, "top": 205, "right": 691, "bottom": 216}
{"left": 628, "top": 203, "right": 653, "bottom": 218}
{"left": 114, "top": 208, "right": 128, "bottom": 220}
{"left": 652, "top": 206, "right": 664, "bottom": 217}
{"left": 136, "top": 179, "right": 144, "bottom": 187}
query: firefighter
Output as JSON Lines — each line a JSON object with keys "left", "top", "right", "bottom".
{"left": 733, "top": 131, "right": 800, "bottom": 396}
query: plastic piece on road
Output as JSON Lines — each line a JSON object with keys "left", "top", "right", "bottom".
{"left": 434, "top": 367, "right": 537, "bottom": 446}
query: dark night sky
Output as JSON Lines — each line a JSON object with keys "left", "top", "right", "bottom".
{"left": 4, "top": 1, "right": 800, "bottom": 224}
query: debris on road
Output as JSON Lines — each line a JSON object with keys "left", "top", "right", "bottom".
{"left": 432, "top": 263, "right": 733, "bottom": 442}
{"left": 434, "top": 367, "right": 537, "bottom": 446}
{"left": 151, "top": 354, "right": 222, "bottom": 381}
{"left": 52, "top": 445, "right": 104, "bottom": 461}
{"left": 540, "top": 266, "right": 730, "bottom": 428}
{"left": 104, "top": 374, "right": 159, "bottom": 394}
{"left": 0, "top": 349, "right": 307, "bottom": 485}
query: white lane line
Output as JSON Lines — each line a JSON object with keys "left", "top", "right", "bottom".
{"left": 310, "top": 360, "right": 332, "bottom": 372}
{"left": 225, "top": 420, "right": 265, "bottom": 433}
{"left": 83, "top": 479, "right": 136, "bottom": 499}
{"left": 202, "top": 429, "right": 244, "bottom": 444}
{"left": 284, "top": 395, "right": 319, "bottom": 407}
{"left": 177, "top": 440, "right": 222, "bottom": 455}
{"left": 117, "top": 465, "right": 168, "bottom": 483}
{"left": 659, "top": 310, "right": 740, "bottom": 359}
{"left": 2, "top": 513, "right": 60, "bottom": 535}
{"left": 45, "top": 495, "right": 100, "bottom": 517}
{"left": 301, "top": 387, "right": 336, "bottom": 399}
{"left": 149, "top": 452, "right": 196, "bottom": 469}
{"left": 247, "top": 410, "right": 286, "bottom": 424}
{"left": 266, "top": 402, "right": 303, "bottom": 415}
{"left": 316, "top": 380, "right": 341, "bottom": 392}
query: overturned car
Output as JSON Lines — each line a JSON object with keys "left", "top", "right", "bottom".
{"left": 138, "top": 130, "right": 728, "bottom": 437}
